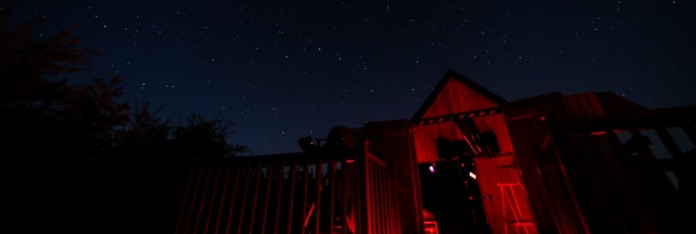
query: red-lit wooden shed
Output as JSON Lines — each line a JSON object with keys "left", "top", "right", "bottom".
{"left": 411, "top": 69, "right": 536, "bottom": 234}
{"left": 409, "top": 69, "right": 696, "bottom": 233}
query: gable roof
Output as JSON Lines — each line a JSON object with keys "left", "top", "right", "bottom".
{"left": 411, "top": 69, "right": 508, "bottom": 121}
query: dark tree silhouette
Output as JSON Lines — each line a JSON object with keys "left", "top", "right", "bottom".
{"left": 0, "top": 8, "right": 247, "bottom": 162}
{"left": 0, "top": 9, "right": 129, "bottom": 161}
{"left": 114, "top": 101, "right": 173, "bottom": 161}
{"left": 1, "top": 8, "right": 248, "bottom": 233}
{"left": 171, "top": 113, "right": 249, "bottom": 162}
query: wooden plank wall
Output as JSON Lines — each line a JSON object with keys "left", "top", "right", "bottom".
{"left": 421, "top": 79, "right": 499, "bottom": 119}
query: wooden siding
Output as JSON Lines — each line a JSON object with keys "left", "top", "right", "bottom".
{"left": 412, "top": 76, "right": 509, "bottom": 163}
{"left": 474, "top": 154, "right": 537, "bottom": 234}
{"left": 413, "top": 122, "right": 463, "bottom": 162}
{"left": 421, "top": 79, "right": 500, "bottom": 119}
{"left": 410, "top": 70, "right": 540, "bottom": 233}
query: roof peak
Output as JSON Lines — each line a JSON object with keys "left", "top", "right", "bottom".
{"left": 412, "top": 69, "right": 507, "bottom": 121}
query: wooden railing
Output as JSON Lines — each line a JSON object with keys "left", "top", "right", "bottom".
{"left": 354, "top": 142, "right": 402, "bottom": 234}
{"left": 553, "top": 106, "right": 696, "bottom": 233}
{"left": 174, "top": 143, "right": 401, "bottom": 234}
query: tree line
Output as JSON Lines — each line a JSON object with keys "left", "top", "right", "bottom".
{"left": 0, "top": 9, "right": 248, "bottom": 164}
{"left": 1, "top": 8, "right": 249, "bottom": 232}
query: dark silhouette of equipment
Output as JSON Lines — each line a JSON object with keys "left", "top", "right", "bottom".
{"left": 298, "top": 136, "right": 321, "bottom": 153}
{"left": 455, "top": 118, "right": 499, "bottom": 156}
{"left": 322, "top": 125, "right": 359, "bottom": 154}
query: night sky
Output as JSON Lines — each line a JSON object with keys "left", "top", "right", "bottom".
{"left": 9, "top": 0, "right": 696, "bottom": 155}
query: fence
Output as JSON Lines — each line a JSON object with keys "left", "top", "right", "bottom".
{"left": 174, "top": 143, "right": 401, "bottom": 234}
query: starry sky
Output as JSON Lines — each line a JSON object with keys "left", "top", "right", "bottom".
{"left": 9, "top": 0, "right": 696, "bottom": 155}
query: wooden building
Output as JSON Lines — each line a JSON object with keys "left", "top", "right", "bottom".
{"left": 175, "top": 69, "right": 696, "bottom": 234}
{"left": 410, "top": 69, "right": 696, "bottom": 233}
{"left": 411, "top": 69, "right": 532, "bottom": 234}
